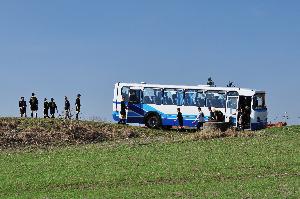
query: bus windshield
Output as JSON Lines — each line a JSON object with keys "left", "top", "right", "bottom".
{"left": 253, "top": 93, "right": 266, "bottom": 110}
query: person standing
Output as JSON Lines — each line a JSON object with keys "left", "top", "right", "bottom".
{"left": 174, "top": 108, "right": 184, "bottom": 131}
{"left": 193, "top": 107, "right": 205, "bottom": 130}
{"left": 118, "top": 96, "right": 127, "bottom": 124}
{"left": 29, "top": 93, "right": 38, "bottom": 118}
{"left": 49, "top": 98, "right": 58, "bottom": 118}
{"left": 237, "top": 108, "right": 245, "bottom": 131}
{"left": 64, "top": 96, "right": 71, "bottom": 119}
{"left": 75, "top": 94, "right": 81, "bottom": 120}
{"left": 19, "top": 97, "right": 27, "bottom": 118}
{"left": 44, "top": 98, "right": 50, "bottom": 118}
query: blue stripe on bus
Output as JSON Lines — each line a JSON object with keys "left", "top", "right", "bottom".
{"left": 128, "top": 104, "right": 145, "bottom": 116}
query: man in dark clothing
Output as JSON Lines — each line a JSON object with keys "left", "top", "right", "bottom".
{"left": 29, "top": 93, "right": 38, "bottom": 118}
{"left": 207, "top": 77, "right": 215, "bottom": 87}
{"left": 19, "top": 97, "right": 27, "bottom": 118}
{"left": 214, "top": 110, "right": 224, "bottom": 122}
{"left": 44, "top": 98, "right": 50, "bottom": 118}
{"left": 75, "top": 94, "right": 81, "bottom": 120}
{"left": 118, "top": 96, "right": 127, "bottom": 124}
{"left": 49, "top": 98, "right": 58, "bottom": 118}
{"left": 64, "top": 96, "right": 71, "bottom": 119}
{"left": 175, "top": 108, "right": 184, "bottom": 131}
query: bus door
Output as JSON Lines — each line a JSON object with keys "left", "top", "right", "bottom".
{"left": 127, "top": 88, "right": 143, "bottom": 123}
{"left": 238, "top": 96, "right": 252, "bottom": 129}
{"left": 225, "top": 91, "right": 239, "bottom": 126}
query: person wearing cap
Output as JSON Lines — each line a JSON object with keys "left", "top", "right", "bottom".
{"left": 44, "top": 98, "right": 50, "bottom": 118}
{"left": 75, "top": 94, "right": 81, "bottom": 120}
{"left": 29, "top": 93, "right": 38, "bottom": 118}
{"left": 64, "top": 96, "right": 71, "bottom": 119}
{"left": 19, "top": 97, "right": 27, "bottom": 118}
{"left": 49, "top": 98, "right": 58, "bottom": 118}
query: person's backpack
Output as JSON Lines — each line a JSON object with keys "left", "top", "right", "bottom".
{"left": 31, "top": 97, "right": 38, "bottom": 105}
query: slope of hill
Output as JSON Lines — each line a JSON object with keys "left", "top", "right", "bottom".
{"left": 0, "top": 118, "right": 299, "bottom": 198}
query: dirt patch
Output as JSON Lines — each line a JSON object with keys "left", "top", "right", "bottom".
{"left": 0, "top": 118, "right": 155, "bottom": 149}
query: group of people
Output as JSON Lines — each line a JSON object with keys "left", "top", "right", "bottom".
{"left": 176, "top": 106, "right": 251, "bottom": 131}
{"left": 18, "top": 93, "right": 82, "bottom": 120}
{"left": 175, "top": 106, "right": 223, "bottom": 131}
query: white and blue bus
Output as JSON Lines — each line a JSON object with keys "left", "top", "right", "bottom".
{"left": 112, "top": 82, "right": 268, "bottom": 130}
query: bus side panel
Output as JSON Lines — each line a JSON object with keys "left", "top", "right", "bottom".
{"left": 251, "top": 109, "right": 268, "bottom": 130}
{"left": 147, "top": 105, "right": 208, "bottom": 128}
{"left": 127, "top": 103, "right": 145, "bottom": 124}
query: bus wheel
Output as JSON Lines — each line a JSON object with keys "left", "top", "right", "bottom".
{"left": 145, "top": 114, "right": 161, "bottom": 129}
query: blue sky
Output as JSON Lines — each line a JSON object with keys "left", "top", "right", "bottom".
{"left": 0, "top": 1, "right": 299, "bottom": 124}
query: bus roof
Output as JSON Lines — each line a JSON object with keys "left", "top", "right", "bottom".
{"left": 116, "top": 82, "right": 265, "bottom": 95}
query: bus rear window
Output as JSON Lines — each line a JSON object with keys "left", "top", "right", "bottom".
{"left": 253, "top": 94, "right": 266, "bottom": 110}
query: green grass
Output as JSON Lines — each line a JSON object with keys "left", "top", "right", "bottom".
{"left": 0, "top": 123, "right": 299, "bottom": 198}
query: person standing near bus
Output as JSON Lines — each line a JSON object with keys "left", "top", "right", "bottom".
{"left": 64, "top": 96, "right": 71, "bottom": 119}
{"left": 237, "top": 108, "right": 245, "bottom": 131}
{"left": 175, "top": 108, "right": 184, "bottom": 131}
{"left": 193, "top": 107, "right": 205, "bottom": 130}
{"left": 49, "top": 98, "right": 58, "bottom": 118}
{"left": 118, "top": 96, "right": 127, "bottom": 124}
{"left": 44, "top": 98, "right": 50, "bottom": 118}
{"left": 29, "top": 93, "right": 38, "bottom": 118}
{"left": 75, "top": 94, "right": 81, "bottom": 120}
{"left": 19, "top": 97, "right": 27, "bottom": 118}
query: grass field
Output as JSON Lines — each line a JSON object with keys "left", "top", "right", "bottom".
{"left": 0, "top": 119, "right": 299, "bottom": 198}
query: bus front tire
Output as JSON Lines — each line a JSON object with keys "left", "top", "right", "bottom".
{"left": 145, "top": 114, "right": 161, "bottom": 129}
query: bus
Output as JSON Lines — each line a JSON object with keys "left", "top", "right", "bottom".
{"left": 112, "top": 82, "right": 268, "bottom": 130}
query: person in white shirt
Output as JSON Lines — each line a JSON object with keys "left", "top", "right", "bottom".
{"left": 193, "top": 107, "right": 205, "bottom": 130}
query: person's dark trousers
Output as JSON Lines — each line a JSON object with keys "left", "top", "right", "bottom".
{"left": 120, "top": 119, "right": 126, "bottom": 124}
{"left": 197, "top": 122, "right": 204, "bottom": 130}
{"left": 177, "top": 120, "right": 184, "bottom": 132}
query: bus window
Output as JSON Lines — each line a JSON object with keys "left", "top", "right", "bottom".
{"left": 177, "top": 90, "right": 184, "bottom": 106}
{"left": 206, "top": 91, "right": 226, "bottom": 108}
{"left": 227, "top": 97, "right": 238, "bottom": 109}
{"left": 196, "top": 91, "right": 206, "bottom": 107}
{"left": 184, "top": 90, "right": 197, "bottom": 106}
{"left": 143, "top": 88, "right": 162, "bottom": 105}
{"left": 121, "top": 87, "right": 130, "bottom": 101}
{"left": 253, "top": 94, "right": 266, "bottom": 110}
{"left": 129, "top": 90, "right": 141, "bottom": 104}
{"left": 154, "top": 89, "right": 162, "bottom": 105}
{"left": 185, "top": 90, "right": 205, "bottom": 106}
{"left": 163, "top": 89, "right": 177, "bottom": 105}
